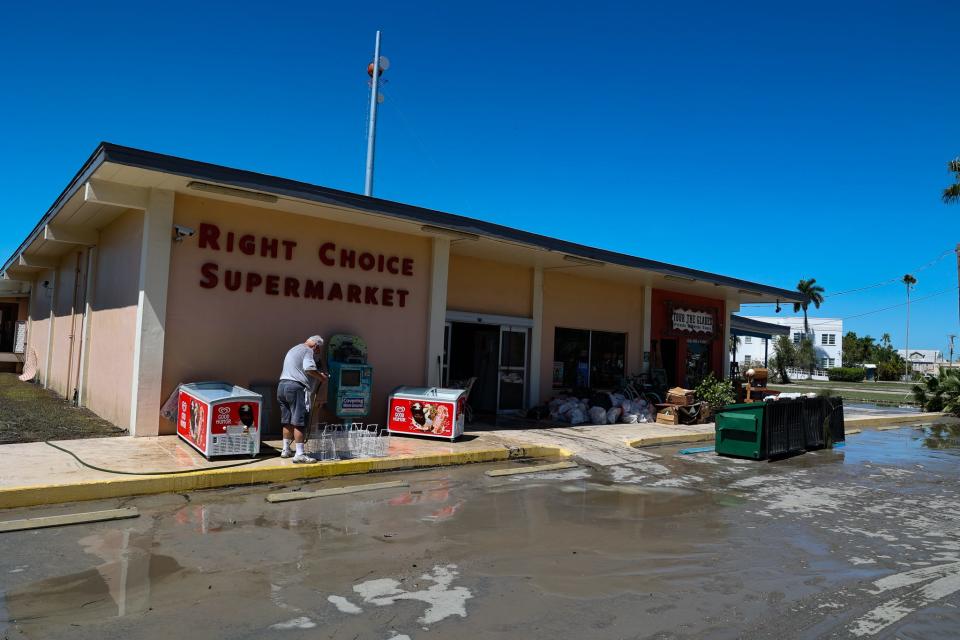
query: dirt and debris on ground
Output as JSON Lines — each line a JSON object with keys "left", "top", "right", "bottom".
{"left": 1, "top": 421, "right": 959, "bottom": 639}
{"left": 0, "top": 373, "right": 126, "bottom": 444}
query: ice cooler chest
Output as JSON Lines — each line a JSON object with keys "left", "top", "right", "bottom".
{"left": 177, "top": 382, "right": 262, "bottom": 458}
{"left": 387, "top": 386, "right": 467, "bottom": 441}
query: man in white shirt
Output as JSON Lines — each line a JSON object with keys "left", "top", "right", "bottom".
{"left": 278, "top": 335, "right": 329, "bottom": 463}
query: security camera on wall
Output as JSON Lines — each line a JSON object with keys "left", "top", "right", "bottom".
{"left": 173, "top": 225, "right": 196, "bottom": 242}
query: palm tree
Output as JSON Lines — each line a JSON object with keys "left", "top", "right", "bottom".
{"left": 793, "top": 278, "right": 825, "bottom": 376}
{"left": 793, "top": 278, "right": 826, "bottom": 335}
{"left": 881, "top": 333, "right": 892, "bottom": 348}
{"left": 903, "top": 274, "right": 917, "bottom": 380}
{"left": 944, "top": 157, "right": 960, "bottom": 204}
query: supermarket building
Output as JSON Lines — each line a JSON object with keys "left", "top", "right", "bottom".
{"left": 1, "top": 144, "right": 803, "bottom": 436}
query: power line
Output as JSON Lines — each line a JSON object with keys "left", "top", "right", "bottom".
{"left": 825, "top": 247, "right": 956, "bottom": 299}
{"left": 803, "top": 285, "right": 960, "bottom": 328}
{"left": 743, "top": 246, "right": 958, "bottom": 306}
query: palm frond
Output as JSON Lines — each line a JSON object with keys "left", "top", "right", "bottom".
{"left": 944, "top": 182, "right": 960, "bottom": 205}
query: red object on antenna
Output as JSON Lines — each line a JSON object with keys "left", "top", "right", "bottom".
{"left": 367, "top": 62, "right": 383, "bottom": 77}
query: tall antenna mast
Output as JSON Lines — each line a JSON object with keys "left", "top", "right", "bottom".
{"left": 364, "top": 30, "right": 389, "bottom": 197}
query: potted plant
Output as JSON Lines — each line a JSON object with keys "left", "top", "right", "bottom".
{"left": 695, "top": 373, "right": 736, "bottom": 422}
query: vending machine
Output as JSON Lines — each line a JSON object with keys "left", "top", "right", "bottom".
{"left": 177, "top": 382, "right": 261, "bottom": 458}
{"left": 326, "top": 334, "right": 373, "bottom": 421}
{"left": 387, "top": 386, "right": 467, "bottom": 441}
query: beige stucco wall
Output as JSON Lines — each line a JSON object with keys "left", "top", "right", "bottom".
{"left": 84, "top": 210, "right": 143, "bottom": 428}
{"left": 446, "top": 254, "right": 533, "bottom": 318}
{"left": 47, "top": 250, "right": 90, "bottom": 400}
{"left": 538, "top": 271, "right": 644, "bottom": 403}
{"left": 160, "top": 195, "right": 433, "bottom": 433}
{"left": 26, "top": 272, "right": 53, "bottom": 381}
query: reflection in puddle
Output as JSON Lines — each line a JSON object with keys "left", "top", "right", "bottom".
{"left": 5, "top": 554, "right": 181, "bottom": 624}
{"left": 920, "top": 423, "right": 960, "bottom": 450}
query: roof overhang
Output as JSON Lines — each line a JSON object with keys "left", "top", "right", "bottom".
{"left": 730, "top": 314, "right": 791, "bottom": 339}
{"left": 2, "top": 143, "right": 806, "bottom": 306}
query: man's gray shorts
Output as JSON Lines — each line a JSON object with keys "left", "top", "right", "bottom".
{"left": 277, "top": 380, "right": 309, "bottom": 428}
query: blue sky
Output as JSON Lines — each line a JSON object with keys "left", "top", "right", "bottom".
{"left": 1, "top": 1, "right": 958, "bottom": 353}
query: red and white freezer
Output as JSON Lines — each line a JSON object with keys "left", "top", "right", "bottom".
{"left": 177, "top": 382, "right": 262, "bottom": 458}
{"left": 387, "top": 386, "right": 467, "bottom": 441}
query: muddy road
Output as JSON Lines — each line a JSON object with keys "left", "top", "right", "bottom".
{"left": 2, "top": 424, "right": 960, "bottom": 639}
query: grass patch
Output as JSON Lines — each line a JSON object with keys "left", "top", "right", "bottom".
{"left": 768, "top": 383, "right": 918, "bottom": 406}
{"left": 0, "top": 373, "right": 126, "bottom": 444}
{"left": 771, "top": 379, "right": 916, "bottom": 392}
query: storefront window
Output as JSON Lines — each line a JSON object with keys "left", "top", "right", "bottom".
{"left": 590, "top": 331, "right": 626, "bottom": 388}
{"left": 553, "top": 328, "right": 626, "bottom": 390}
{"left": 685, "top": 339, "right": 712, "bottom": 388}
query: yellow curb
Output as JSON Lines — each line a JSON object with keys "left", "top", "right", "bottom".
{"left": 0, "top": 444, "right": 569, "bottom": 510}
{"left": 844, "top": 413, "right": 947, "bottom": 428}
{"left": 624, "top": 431, "right": 715, "bottom": 448}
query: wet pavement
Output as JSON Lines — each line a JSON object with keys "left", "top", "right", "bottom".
{"left": 2, "top": 422, "right": 960, "bottom": 640}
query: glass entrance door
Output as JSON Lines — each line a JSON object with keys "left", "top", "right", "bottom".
{"left": 498, "top": 326, "right": 528, "bottom": 413}
{"left": 685, "top": 339, "right": 712, "bottom": 389}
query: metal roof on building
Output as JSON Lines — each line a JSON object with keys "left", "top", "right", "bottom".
{"left": 2, "top": 142, "right": 805, "bottom": 303}
{"left": 730, "top": 314, "right": 791, "bottom": 339}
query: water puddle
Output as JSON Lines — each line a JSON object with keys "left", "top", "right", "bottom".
{"left": 842, "top": 424, "right": 960, "bottom": 468}
{"left": 4, "top": 554, "right": 182, "bottom": 624}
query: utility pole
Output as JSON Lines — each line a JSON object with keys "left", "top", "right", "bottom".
{"left": 364, "top": 30, "right": 383, "bottom": 197}
{"left": 950, "top": 334, "right": 956, "bottom": 369}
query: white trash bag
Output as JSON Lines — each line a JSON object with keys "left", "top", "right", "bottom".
{"left": 606, "top": 407, "right": 622, "bottom": 424}
{"left": 588, "top": 406, "right": 607, "bottom": 425}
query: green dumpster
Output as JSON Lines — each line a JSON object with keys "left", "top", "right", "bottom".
{"left": 715, "top": 399, "right": 807, "bottom": 460}
{"left": 715, "top": 403, "right": 765, "bottom": 460}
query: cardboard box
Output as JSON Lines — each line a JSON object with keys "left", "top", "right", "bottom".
{"left": 666, "top": 387, "right": 696, "bottom": 406}
{"left": 656, "top": 407, "right": 680, "bottom": 425}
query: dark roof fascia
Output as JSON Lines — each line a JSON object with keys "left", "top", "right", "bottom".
{"left": 730, "top": 314, "right": 791, "bottom": 338}
{"left": 2, "top": 145, "right": 110, "bottom": 274}
{"left": 5, "top": 142, "right": 805, "bottom": 303}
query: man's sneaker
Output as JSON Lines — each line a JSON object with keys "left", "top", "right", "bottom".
{"left": 280, "top": 449, "right": 293, "bottom": 459}
{"left": 291, "top": 454, "right": 317, "bottom": 464}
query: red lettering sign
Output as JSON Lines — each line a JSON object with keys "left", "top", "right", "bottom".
{"left": 193, "top": 223, "right": 415, "bottom": 308}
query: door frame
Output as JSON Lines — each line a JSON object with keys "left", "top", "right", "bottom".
{"left": 497, "top": 325, "right": 529, "bottom": 414}
{"left": 445, "top": 311, "right": 533, "bottom": 413}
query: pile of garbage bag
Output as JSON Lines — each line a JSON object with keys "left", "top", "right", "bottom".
{"left": 548, "top": 392, "right": 655, "bottom": 425}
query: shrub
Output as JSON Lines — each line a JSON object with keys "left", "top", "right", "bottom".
{"left": 695, "top": 373, "right": 736, "bottom": 410}
{"left": 913, "top": 368, "right": 960, "bottom": 415}
{"left": 827, "top": 367, "right": 866, "bottom": 382}
{"left": 877, "top": 362, "right": 903, "bottom": 381}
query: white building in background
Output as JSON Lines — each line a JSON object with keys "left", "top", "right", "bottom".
{"left": 735, "top": 317, "right": 843, "bottom": 369}
{"left": 897, "top": 349, "right": 945, "bottom": 375}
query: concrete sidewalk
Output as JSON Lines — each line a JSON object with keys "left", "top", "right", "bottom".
{"left": 0, "top": 421, "right": 718, "bottom": 509}
{"left": 0, "top": 434, "right": 567, "bottom": 510}
{"left": 470, "top": 422, "right": 715, "bottom": 467}
{"left": 0, "top": 408, "right": 949, "bottom": 510}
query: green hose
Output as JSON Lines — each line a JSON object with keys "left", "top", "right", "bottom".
{"left": 45, "top": 440, "right": 269, "bottom": 476}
